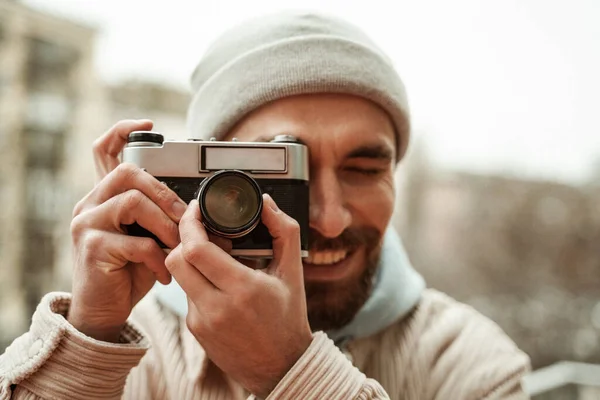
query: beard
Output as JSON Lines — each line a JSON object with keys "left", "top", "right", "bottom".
{"left": 304, "top": 227, "right": 382, "bottom": 332}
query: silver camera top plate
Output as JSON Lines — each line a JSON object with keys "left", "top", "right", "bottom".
{"left": 122, "top": 137, "right": 309, "bottom": 181}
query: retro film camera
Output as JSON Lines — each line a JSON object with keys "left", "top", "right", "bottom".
{"left": 122, "top": 131, "right": 309, "bottom": 258}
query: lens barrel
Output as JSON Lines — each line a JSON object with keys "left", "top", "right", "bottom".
{"left": 197, "top": 170, "right": 262, "bottom": 238}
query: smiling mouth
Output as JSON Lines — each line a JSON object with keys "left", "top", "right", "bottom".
{"left": 304, "top": 250, "right": 351, "bottom": 265}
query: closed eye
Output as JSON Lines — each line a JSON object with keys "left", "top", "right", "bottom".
{"left": 344, "top": 167, "right": 384, "bottom": 176}
{"left": 346, "top": 144, "right": 394, "bottom": 162}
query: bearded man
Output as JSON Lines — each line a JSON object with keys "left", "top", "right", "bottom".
{"left": 0, "top": 11, "right": 530, "bottom": 400}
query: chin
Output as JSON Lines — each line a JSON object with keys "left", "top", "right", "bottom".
{"left": 302, "top": 227, "right": 383, "bottom": 332}
{"left": 303, "top": 246, "right": 379, "bottom": 332}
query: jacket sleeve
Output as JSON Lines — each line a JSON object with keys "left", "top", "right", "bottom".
{"left": 0, "top": 292, "right": 151, "bottom": 400}
{"left": 247, "top": 332, "right": 390, "bottom": 400}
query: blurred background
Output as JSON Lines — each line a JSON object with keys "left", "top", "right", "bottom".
{"left": 0, "top": 0, "right": 598, "bottom": 398}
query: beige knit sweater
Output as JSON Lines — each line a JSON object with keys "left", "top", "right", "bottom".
{"left": 0, "top": 289, "right": 530, "bottom": 399}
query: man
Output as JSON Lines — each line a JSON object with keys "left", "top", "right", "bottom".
{"left": 0, "top": 11, "right": 530, "bottom": 400}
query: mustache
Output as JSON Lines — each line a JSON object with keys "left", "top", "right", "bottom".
{"left": 308, "top": 227, "right": 381, "bottom": 252}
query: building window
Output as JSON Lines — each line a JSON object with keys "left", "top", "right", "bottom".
{"left": 25, "top": 92, "right": 72, "bottom": 131}
{"left": 0, "top": 17, "right": 5, "bottom": 44}
{"left": 26, "top": 37, "right": 79, "bottom": 94}
{"left": 24, "top": 127, "right": 66, "bottom": 171}
{"left": 25, "top": 168, "right": 69, "bottom": 221}
{"left": 21, "top": 219, "right": 55, "bottom": 317}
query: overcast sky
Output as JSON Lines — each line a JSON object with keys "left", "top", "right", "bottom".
{"left": 24, "top": 0, "right": 600, "bottom": 184}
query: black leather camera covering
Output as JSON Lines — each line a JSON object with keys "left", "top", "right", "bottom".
{"left": 126, "top": 177, "right": 309, "bottom": 252}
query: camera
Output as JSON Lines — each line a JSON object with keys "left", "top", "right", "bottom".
{"left": 121, "top": 131, "right": 309, "bottom": 258}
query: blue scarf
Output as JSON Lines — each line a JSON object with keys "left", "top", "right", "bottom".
{"left": 152, "top": 227, "right": 425, "bottom": 343}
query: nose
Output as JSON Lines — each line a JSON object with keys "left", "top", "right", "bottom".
{"left": 309, "top": 169, "right": 352, "bottom": 238}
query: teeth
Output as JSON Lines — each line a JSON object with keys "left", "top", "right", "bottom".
{"left": 305, "top": 250, "right": 348, "bottom": 265}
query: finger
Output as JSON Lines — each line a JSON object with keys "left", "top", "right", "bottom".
{"left": 165, "top": 244, "right": 218, "bottom": 300}
{"left": 260, "top": 194, "right": 303, "bottom": 283}
{"left": 208, "top": 233, "right": 232, "bottom": 253}
{"left": 98, "top": 232, "right": 171, "bottom": 285}
{"left": 179, "top": 200, "right": 208, "bottom": 241}
{"left": 87, "top": 189, "right": 180, "bottom": 249}
{"left": 78, "top": 163, "right": 187, "bottom": 223}
{"left": 179, "top": 201, "right": 251, "bottom": 290}
{"left": 185, "top": 297, "right": 206, "bottom": 337}
{"left": 93, "top": 119, "right": 153, "bottom": 181}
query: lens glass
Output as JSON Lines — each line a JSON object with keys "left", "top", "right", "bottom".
{"left": 203, "top": 174, "right": 260, "bottom": 230}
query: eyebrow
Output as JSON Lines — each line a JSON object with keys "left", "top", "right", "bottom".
{"left": 253, "top": 136, "right": 393, "bottom": 161}
{"left": 346, "top": 144, "right": 394, "bottom": 161}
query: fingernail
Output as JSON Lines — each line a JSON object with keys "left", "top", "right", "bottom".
{"left": 173, "top": 200, "right": 187, "bottom": 218}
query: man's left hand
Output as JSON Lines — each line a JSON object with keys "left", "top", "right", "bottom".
{"left": 165, "top": 194, "right": 313, "bottom": 398}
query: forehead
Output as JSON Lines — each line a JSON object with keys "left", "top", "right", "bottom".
{"left": 226, "top": 94, "right": 396, "bottom": 159}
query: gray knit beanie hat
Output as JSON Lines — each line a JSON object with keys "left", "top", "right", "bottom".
{"left": 187, "top": 11, "right": 411, "bottom": 160}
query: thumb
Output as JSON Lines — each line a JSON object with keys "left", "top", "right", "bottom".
{"left": 260, "top": 194, "right": 303, "bottom": 284}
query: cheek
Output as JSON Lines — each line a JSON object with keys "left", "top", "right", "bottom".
{"left": 343, "top": 175, "right": 395, "bottom": 230}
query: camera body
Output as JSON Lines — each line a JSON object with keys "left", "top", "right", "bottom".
{"left": 122, "top": 131, "right": 309, "bottom": 258}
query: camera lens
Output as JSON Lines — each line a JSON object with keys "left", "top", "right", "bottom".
{"left": 198, "top": 170, "right": 262, "bottom": 238}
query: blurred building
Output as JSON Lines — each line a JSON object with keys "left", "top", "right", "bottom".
{"left": 0, "top": 0, "right": 189, "bottom": 349}
{"left": 0, "top": 0, "right": 106, "bottom": 347}
{"left": 396, "top": 159, "right": 600, "bottom": 376}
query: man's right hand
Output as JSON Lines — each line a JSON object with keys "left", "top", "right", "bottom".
{"left": 67, "top": 120, "right": 187, "bottom": 342}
